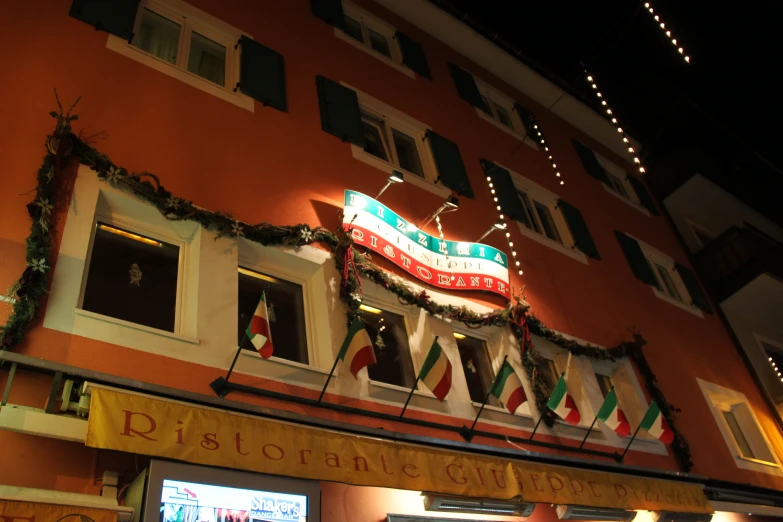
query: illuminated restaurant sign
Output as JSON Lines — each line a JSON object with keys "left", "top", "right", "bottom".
{"left": 343, "top": 190, "right": 510, "bottom": 298}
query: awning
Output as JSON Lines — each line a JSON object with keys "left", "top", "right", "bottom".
{"left": 86, "top": 387, "right": 712, "bottom": 514}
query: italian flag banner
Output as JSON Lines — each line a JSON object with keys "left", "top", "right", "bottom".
{"left": 418, "top": 339, "right": 452, "bottom": 401}
{"left": 640, "top": 401, "right": 674, "bottom": 444}
{"left": 596, "top": 389, "right": 631, "bottom": 437}
{"left": 247, "top": 292, "right": 274, "bottom": 359}
{"left": 337, "top": 317, "right": 376, "bottom": 378}
{"left": 547, "top": 375, "right": 581, "bottom": 425}
{"left": 490, "top": 362, "right": 527, "bottom": 414}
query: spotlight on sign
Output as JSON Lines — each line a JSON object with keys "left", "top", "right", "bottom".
{"left": 420, "top": 195, "right": 459, "bottom": 229}
{"left": 476, "top": 219, "right": 507, "bottom": 242}
{"left": 375, "top": 170, "right": 405, "bottom": 200}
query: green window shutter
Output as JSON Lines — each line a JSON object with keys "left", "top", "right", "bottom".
{"left": 316, "top": 76, "right": 365, "bottom": 147}
{"left": 675, "top": 263, "right": 713, "bottom": 313}
{"left": 448, "top": 63, "right": 482, "bottom": 108}
{"left": 69, "top": 0, "right": 138, "bottom": 40}
{"left": 395, "top": 31, "right": 431, "bottom": 79}
{"left": 514, "top": 103, "right": 538, "bottom": 138}
{"left": 559, "top": 201, "right": 601, "bottom": 260}
{"left": 426, "top": 130, "right": 474, "bottom": 198}
{"left": 480, "top": 160, "right": 528, "bottom": 225}
{"left": 572, "top": 139, "right": 609, "bottom": 183}
{"left": 238, "top": 37, "right": 286, "bottom": 112}
{"left": 627, "top": 175, "right": 659, "bottom": 215}
{"left": 615, "top": 231, "right": 657, "bottom": 286}
{"left": 311, "top": 0, "right": 345, "bottom": 30}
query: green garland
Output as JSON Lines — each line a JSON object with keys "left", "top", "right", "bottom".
{"left": 0, "top": 98, "right": 692, "bottom": 472}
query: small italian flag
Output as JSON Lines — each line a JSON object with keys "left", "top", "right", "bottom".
{"left": 337, "top": 317, "right": 376, "bottom": 378}
{"left": 418, "top": 339, "right": 452, "bottom": 402}
{"left": 490, "top": 361, "right": 527, "bottom": 414}
{"left": 246, "top": 292, "right": 274, "bottom": 359}
{"left": 640, "top": 401, "right": 674, "bottom": 444}
{"left": 547, "top": 375, "right": 581, "bottom": 425}
{"left": 596, "top": 389, "right": 631, "bottom": 437}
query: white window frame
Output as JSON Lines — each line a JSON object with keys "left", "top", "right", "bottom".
{"left": 697, "top": 378, "right": 782, "bottom": 475}
{"left": 334, "top": 2, "right": 414, "bottom": 79}
{"left": 594, "top": 153, "right": 650, "bottom": 216}
{"left": 79, "top": 214, "right": 188, "bottom": 335}
{"left": 497, "top": 163, "right": 588, "bottom": 264}
{"left": 632, "top": 236, "right": 704, "bottom": 317}
{"left": 473, "top": 78, "right": 537, "bottom": 149}
{"left": 344, "top": 82, "right": 450, "bottom": 198}
{"left": 105, "top": 0, "right": 254, "bottom": 111}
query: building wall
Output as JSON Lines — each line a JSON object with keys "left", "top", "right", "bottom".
{"left": 1, "top": 0, "right": 782, "bottom": 496}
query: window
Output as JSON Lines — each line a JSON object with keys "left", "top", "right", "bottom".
{"left": 130, "top": 2, "right": 232, "bottom": 87}
{"left": 649, "top": 261, "right": 683, "bottom": 301}
{"left": 596, "top": 373, "right": 613, "bottom": 399}
{"left": 238, "top": 268, "right": 308, "bottom": 364}
{"left": 363, "top": 307, "right": 416, "bottom": 388}
{"left": 518, "top": 192, "right": 564, "bottom": 245}
{"left": 340, "top": 4, "right": 403, "bottom": 65}
{"left": 697, "top": 378, "right": 781, "bottom": 474}
{"left": 595, "top": 155, "right": 638, "bottom": 203}
{"left": 81, "top": 223, "right": 181, "bottom": 333}
{"left": 474, "top": 81, "right": 529, "bottom": 138}
{"left": 455, "top": 334, "right": 499, "bottom": 406}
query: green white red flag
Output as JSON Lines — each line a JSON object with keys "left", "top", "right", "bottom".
{"left": 246, "top": 292, "right": 273, "bottom": 359}
{"left": 337, "top": 317, "right": 376, "bottom": 378}
{"left": 547, "top": 375, "right": 581, "bottom": 425}
{"left": 418, "top": 339, "right": 452, "bottom": 401}
{"left": 490, "top": 361, "right": 527, "bottom": 414}
{"left": 640, "top": 401, "right": 674, "bottom": 444}
{"left": 596, "top": 389, "right": 631, "bottom": 437}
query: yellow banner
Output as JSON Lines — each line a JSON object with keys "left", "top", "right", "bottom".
{"left": 86, "top": 388, "right": 711, "bottom": 513}
{"left": 0, "top": 500, "right": 116, "bottom": 522}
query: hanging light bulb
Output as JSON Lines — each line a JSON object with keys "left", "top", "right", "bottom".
{"left": 643, "top": 2, "right": 690, "bottom": 64}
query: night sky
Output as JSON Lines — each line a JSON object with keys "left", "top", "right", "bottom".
{"left": 445, "top": 0, "right": 783, "bottom": 222}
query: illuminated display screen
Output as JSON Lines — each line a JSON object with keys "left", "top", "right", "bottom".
{"left": 160, "top": 479, "right": 308, "bottom": 522}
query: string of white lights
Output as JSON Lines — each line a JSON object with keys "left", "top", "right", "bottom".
{"left": 484, "top": 175, "right": 524, "bottom": 277}
{"left": 529, "top": 125, "right": 565, "bottom": 186}
{"left": 435, "top": 215, "right": 455, "bottom": 281}
{"left": 643, "top": 2, "right": 691, "bottom": 63}
{"left": 769, "top": 356, "right": 783, "bottom": 383}
{"left": 583, "top": 69, "right": 646, "bottom": 175}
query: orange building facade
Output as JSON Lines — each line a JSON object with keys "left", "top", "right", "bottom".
{"left": 0, "top": 1, "right": 782, "bottom": 521}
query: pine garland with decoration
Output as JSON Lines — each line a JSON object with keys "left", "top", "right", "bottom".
{"left": 0, "top": 96, "right": 692, "bottom": 472}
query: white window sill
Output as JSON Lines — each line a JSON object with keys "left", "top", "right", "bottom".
{"left": 334, "top": 28, "right": 415, "bottom": 79}
{"left": 651, "top": 287, "right": 704, "bottom": 318}
{"left": 475, "top": 109, "right": 538, "bottom": 150}
{"left": 239, "top": 349, "right": 333, "bottom": 376}
{"left": 106, "top": 35, "right": 254, "bottom": 112}
{"left": 73, "top": 308, "right": 200, "bottom": 345}
{"left": 602, "top": 183, "right": 650, "bottom": 216}
{"left": 734, "top": 455, "right": 783, "bottom": 476}
{"left": 350, "top": 144, "right": 451, "bottom": 198}
{"left": 516, "top": 222, "right": 589, "bottom": 265}
{"left": 370, "top": 379, "right": 438, "bottom": 400}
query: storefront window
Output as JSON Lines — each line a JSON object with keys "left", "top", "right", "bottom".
{"left": 455, "top": 334, "right": 499, "bottom": 406}
{"left": 82, "top": 222, "right": 180, "bottom": 332}
{"left": 238, "top": 268, "right": 308, "bottom": 364}
{"left": 363, "top": 307, "right": 416, "bottom": 388}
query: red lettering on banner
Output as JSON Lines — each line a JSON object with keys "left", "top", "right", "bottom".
{"left": 528, "top": 473, "right": 544, "bottom": 492}
{"left": 402, "top": 464, "right": 420, "bottom": 478}
{"left": 456, "top": 277, "right": 466, "bottom": 286}
{"left": 548, "top": 476, "right": 565, "bottom": 493}
{"left": 614, "top": 484, "right": 628, "bottom": 499}
{"left": 325, "top": 453, "right": 341, "bottom": 468}
{"left": 351, "top": 229, "right": 364, "bottom": 241}
{"left": 121, "top": 410, "right": 158, "bottom": 441}
{"left": 380, "top": 455, "right": 394, "bottom": 475}
{"left": 299, "top": 449, "right": 311, "bottom": 464}
{"left": 498, "top": 282, "right": 506, "bottom": 293}
{"left": 235, "top": 432, "right": 249, "bottom": 455}
{"left": 438, "top": 274, "right": 451, "bottom": 284}
{"left": 175, "top": 420, "right": 184, "bottom": 445}
{"left": 401, "top": 255, "right": 411, "bottom": 268}
{"left": 416, "top": 266, "right": 433, "bottom": 280}
{"left": 471, "top": 276, "right": 479, "bottom": 287}
{"left": 476, "top": 468, "right": 487, "bottom": 486}
{"left": 569, "top": 479, "right": 584, "bottom": 495}
{"left": 484, "top": 277, "right": 493, "bottom": 288}
{"left": 513, "top": 469, "right": 524, "bottom": 490}
{"left": 201, "top": 433, "right": 219, "bottom": 450}
{"left": 588, "top": 481, "right": 602, "bottom": 497}
{"left": 370, "top": 235, "right": 378, "bottom": 248}
{"left": 446, "top": 464, "right": 467, "bottom": 484}
{"left": 262, "top": 444, "right": 284, "bottom": 460}
{"left": 353, "top": 456, "right": 369, "bottom": 472}
{"left": 490, "top": 469, "right": 507, "bottom": 488}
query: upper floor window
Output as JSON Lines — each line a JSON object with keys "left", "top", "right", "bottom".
{"left": 518, "top": 191, "right": 563, "bottom": 244}
{"left": 360, "top": 108, "right": 427, "bottom": 180}
{"left": 362, "top": 306, "right": 416, "bottom": 388}
{"left": 342, "top": 9, "right": 398, "bottom": 62}
{"left": 82, "top": 222, "right": 182, "bottom": 333}
{"left": 455, "top": 333, "right": 499, "bottom": 406}
{"left": 238, "top": 268, "right": 308, "bottom": 365}
{"left": 476, "top": 81, "right": 524, "bottom": 135}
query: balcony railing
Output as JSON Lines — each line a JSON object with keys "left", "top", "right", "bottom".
{"left": 694, "top": 224, "right": 783, "bottom": 303}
